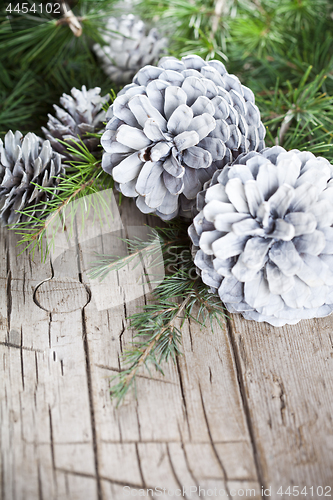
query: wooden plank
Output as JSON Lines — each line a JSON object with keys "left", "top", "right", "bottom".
{"left": 2, "top": 193, "right": 333, "bottom": 500}
{"left": 79, "top": 198, "right": 262, "bottom": 498}
{"left": 0, "top": 226, "right": 99, "bottom": 500}
{"left": 228, "top": 314, "right": 333, "bottom": 494}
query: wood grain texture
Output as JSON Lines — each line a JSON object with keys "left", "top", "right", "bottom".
{"left": 1, "top": 197, "right": 333, "bottom": 500}
{"left": 228, "top": 315, "right": 333, "bottom": 492}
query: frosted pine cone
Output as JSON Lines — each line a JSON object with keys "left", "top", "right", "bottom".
{"left": 101, "top": 55, "right": 265, "bottom": 220}
{"left": 93, "top": 15, "right": 167, "bottom": 84}
{"left": 0, "top": 131, "right": 64, "bottom": 227}
{"left": 42, "top": 86, "right": 108, "bottom": 160}
{"left": 188, "top": 146, "right": 333, "bottom": 327}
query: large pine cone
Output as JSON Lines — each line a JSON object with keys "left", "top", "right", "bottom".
{"left": 188, "top": 146, "right": 333, "bottom": 327}
{"left": 101, "top": 55, "right": 265, "bottom": 221}
{"left": 42, "top": 86, "right": 108, "bottom": 160}
{"left": 93, "top": 15, "right": 167, "bottom": 84}
{"left": 0, "top": 131, "right": 64, "bottom": 227}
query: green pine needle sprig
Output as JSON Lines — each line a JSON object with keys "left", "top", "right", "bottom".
{"left": 110, "top": 270, "right": 227, "bottom": 406}
{"left": 88, "top": 221, "right": 227, "bottom": 405}
{"left": 11, "top": 140, "right": 113, "bottom": 260}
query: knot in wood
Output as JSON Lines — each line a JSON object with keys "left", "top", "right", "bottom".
{"left": 34, "top": 277, "right": 90, "bottom": 313}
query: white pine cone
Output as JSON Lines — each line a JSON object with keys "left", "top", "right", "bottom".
{"left": 0, "top": 131, "right": 64, "bottom": 227}
{"left": 188, "top": 146, "right": 333, "bottom": 327}
{"left": 42, "top": 86, "right": 108, "bottom": 160}
{"left": 101, "top": 55, "right": 266, "bottom": 221}
{"left": 93, "top": 14, "right": 167, "bottom": 84}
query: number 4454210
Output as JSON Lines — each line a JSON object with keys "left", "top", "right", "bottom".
{"left": 277, "top": 486, "right": 331, "bottom": 496}
{"left": 6, "top": 3, "right": 61, "bottom": 14}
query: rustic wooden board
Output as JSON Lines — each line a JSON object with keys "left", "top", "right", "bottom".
{"left": 229, "top": 315, "right": 333, "bottom": 493}
{"left": 1, "top": 198, "right": 333, "bottom": 500}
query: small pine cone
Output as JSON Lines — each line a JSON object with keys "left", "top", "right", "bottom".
{"left": 188, "top": 146, "right": 333, "bottom": 327}
{"left": 0, "top": 131, "right": 64, "bottom": 227}
{"left": 42, "top": 86, "right": 108, "bottom": 160}
{"left": 93, "top": 15, "right": 167, "bottom": 84}
{"left": 101, "top": 55, "right": 265, "bottom": 221}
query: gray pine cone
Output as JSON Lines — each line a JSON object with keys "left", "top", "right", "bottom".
{"left": 93, "top": 15, "right": 167, "bottom": 84}
{"left": 188, "top": 146, "right": 333, "bottom": 327}
{"left": 42, "top": 86, "right": 108, "bottom": 160}
{"left": 101, "top": 55, "right": 266, "bottom": 221}
{"left": 0, "top": 131, "right": 64, "bottom": 227}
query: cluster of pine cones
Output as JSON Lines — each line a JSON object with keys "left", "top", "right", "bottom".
{"left": 0, "top": 86, "right": 108, "bottom": 227}
{"left": 2, "top": 14, "right": 333, "bottom": 327}
{"left": 0, "top": 14, "right": 166, "bottom": 228}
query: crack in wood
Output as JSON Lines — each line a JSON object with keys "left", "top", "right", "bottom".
{"left": 64, "top": 473, "right": 69, "bottom": 495}
{"left": 209, "top": 366, "right": 213, "bottom": 384}
{"left": 1, "top": 451, "right": 4, "bottom": 500}
{"left": 35, "top": 352, "right": 39, "bottom": 386}
{"left": 117, "top": 418, "right": 123, "bottom": 443}
{"left": 272, "top": 374, "right": 287, "bottom": 426}
{"left": 81, "top": 308, "right": 103, "bottom": 500}
{"left": 6, "top": 264, "right": 12, "bottom": 334}
{"left": 187, "top": 320, "right": 194, "bottom": 352}
{"left": 55, "top": 467, "right": 151, "bottom": 489}
{"left": 0, "top": 341, "right": 44, "bottom": 353}
{"left": 135, "top": 443, "right": 146, "bottom": 488}
{"left": 179, "top": 437, "right": 200, "bottom": 493}
{"left": 198, "top": 383, "right": 230, "bottom": 493}
{"left": 119, "top": 318, "right": 126, "bottom": 354}
{"left": 328, "top": 332, "right": 333, "bottom": 350}
{"left": 19, "top": 439, "right": 93, "bottom": 446}
{"left": 176, "top": 356, "right": 191, "bottom": 441}
{"left": 99, "top": 438, "right": 250, "bottom": 444}
{"left": 49, "top": 407, "right": 56, "bottom": 472}
{"left": 225, "top": 318, "right": 266, "bottom": 498}
{"left": 28, "top": 252, "right": 33, "bottom": 275}
{"left": 37, "top": 462, "right": 43, "bottom": 500}
{"left": 166, "top": 444, "right": 187, "bottom": 498}
{"left": 48, "top": 313, "right": 52, "bottom": 349}
{"left": 238, "top": 334, "right": 249, "bottom": 369}
{"left": 95, "top": 363, "right": 122, "bottom": 372}
{"left": 135, "top": 405, "right": 142, "bottom": 442}
{"left": 20, "top": 326, "right": 25, "bottom": 391}
{"left": 22, "top": 271, "right": 26, "bottom": 305}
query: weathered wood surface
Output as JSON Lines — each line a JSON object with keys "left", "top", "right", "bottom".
{"left": 1, "top": 197, "right": 333, "bottom": 500}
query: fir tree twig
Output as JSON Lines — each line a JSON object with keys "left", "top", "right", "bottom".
{"left": 88, "top": 222, "right": 227, "bottom": 405}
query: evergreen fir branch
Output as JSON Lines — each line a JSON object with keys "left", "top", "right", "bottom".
{"left": 228, "top": 15, "right": 286, "bottom": 59}
{"left": 88, "top": 231, "right": 164, "bottom": 280}
{"left": 86, "top": 221, "right": 227, "bottom": 405}
{"left": 111, "top": 294, "right": 191, "bottom": 404}
{"left": 0, "top": 64, "right": 50, "bottom": 136}
{"left": 173, "top": 29, "right": 227, "bottom": 61}
{"left": 58, "top": 136, "right": 104, "bottom": 166}
{"left": 255, "top": 68, "right": 333, "bottom": 154}
{"left": 13, "top": 177, "right": 93, "bottom": 259}
{"left": 11, "top": 143, "right": 114, "bottom": 260}
{"left": 0, "top": 0, "right": 118, "bottom": 73}
{"left": 87, "top": 220, "right": 191, "bottom": 281}
{"left": 275, "top": 0, "right": 329, "bottom": 32}
{"left": 136, "top": 0, "right": 233, "bottom": 59}
{"left": 110, "top": 270, "right": 227, "bottom": 406}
